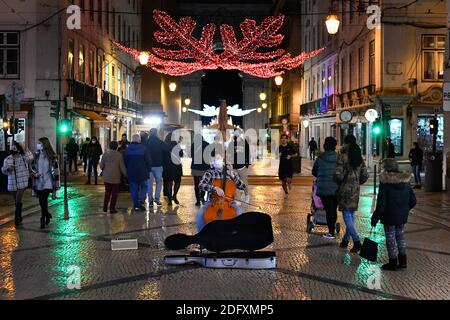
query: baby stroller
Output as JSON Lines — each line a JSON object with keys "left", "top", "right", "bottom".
{"left": 306, "top": 182, "right": 340, "bottom": 234}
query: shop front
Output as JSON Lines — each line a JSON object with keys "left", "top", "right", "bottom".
{"left": 72, "top": 109, "right": 111, "bottom": 153}
{"left": 417, "top": 114, "right": 444, "bottom": 153}
{"left": 72, "top": 116, "right": 92, "bottom": 146}
{"left": 3, "top": 111, "right": 29, "bottom": 150}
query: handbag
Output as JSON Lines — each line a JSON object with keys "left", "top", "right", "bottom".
{"left": 359, "top": 228, "right": 378, "bottom": 262}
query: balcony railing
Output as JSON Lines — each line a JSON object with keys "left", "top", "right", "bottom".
{"left": 300, "top": 85, "right": 376, "bottom": 116}
{"left": 68, "top": 80, "right": 143, "bottom": 116}
{"left": 300, "top": 94, "right": 339, "bottom": 116}
{"left": 336, "top": 84, "right": 376, "bottom": 110}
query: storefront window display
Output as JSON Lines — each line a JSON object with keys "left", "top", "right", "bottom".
{"left": 388, "top": 119, "right": 403, "bottom": 155}
{"left": 417, "top": 115, "right": 444, "bottom": 152}
{"left": 72, "top": 117, "right": 92, "bottom": 146}
{"left": 354, "top": 122, "right": 367, "bottom": 156}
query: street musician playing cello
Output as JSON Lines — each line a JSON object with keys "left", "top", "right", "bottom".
{"left": 196, "top": 154, "right": 247, "bottom": 232}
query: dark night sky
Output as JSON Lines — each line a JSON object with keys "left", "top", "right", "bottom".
{"left": 201, "top": 69, "right": 243, "bottom": 126}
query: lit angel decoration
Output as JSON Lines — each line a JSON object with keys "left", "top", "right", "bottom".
{"left": 187, "top": 104, "right": 256, "bottom": 117}
{"left": 113, "top": 10, "right": 324, "bottom": 78}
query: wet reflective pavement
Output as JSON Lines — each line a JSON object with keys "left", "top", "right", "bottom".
{"left": 0, "top": 182, "right": 449, "bottom": 300}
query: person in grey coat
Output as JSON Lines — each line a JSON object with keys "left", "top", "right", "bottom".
{"left": 32, "top": 137, "right": 60, "bottom": 229}
{"left": 100, "top": 141, "right": 127, "bottom": 214}
{"left": 312, "top": 137, "right": 338, "bottom": 239}
{"left": 371, "top": 158, "right": 416, "bottom": 271}
{"left": 334, "top": 134, "right": 369, "bottom": 253}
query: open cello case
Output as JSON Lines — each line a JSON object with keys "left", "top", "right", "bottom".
{"left": 164, "top": 100, "right": 276, "bottom": 269}
{"left": 164, "top": 212, "right": 276, "bottom": 269}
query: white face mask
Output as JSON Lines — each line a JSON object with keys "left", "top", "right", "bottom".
{"left": 212, "top": 159, "right": 224, "bottom": 171}
{"left": 36, "top": 143, "right": 43, "bottom": 151}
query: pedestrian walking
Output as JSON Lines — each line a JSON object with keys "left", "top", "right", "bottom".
{"left": 145, "top": 128, "right": 169, "bottom": 206}
{"left": 386, "top": 138, "right": 396, "bottom": 158}
{"left": 100, "top": 141, "right": 127, "bottom": 214}
{"left": 227, "top": 129, "right": 251, "bottom": 202}
{"left": 312, "top": 137, "right": 338, "bottom": 239}
{"left": 163, "top": 133, "right": 183, "bottom": 206}
{"left": 65, "top": 138, "right": 79, "bottom": 173}
{"left": 334, "top": 134, "right": 368, "bottom": 253}
{"left": 1, "top": 142, "right": 34, "bottom": 227}
{"left": 85, "top": 136, "right": 103, "bottom": 185}
{"left": 309, "top": 137, "right": 318, "bottom": 160}
{"left": 408, "top": 142, "right": 423, "bottom": 189}
{"left": 80, "top": 137, "right": 90, "bottom": 174}
{"left": 190, "top": 134, "right": 212, "bottom": 206}
{"left": 124, "top": 134, "right": 152, "bottom": 212}
{"left": 278, "top": 134, "right": 297, "bottom": 199}
{"left": 31, "top": 137, "right": 60, "bottom": 229}
{"left": 371, "top": 158, "right": 416, "bottom": 270}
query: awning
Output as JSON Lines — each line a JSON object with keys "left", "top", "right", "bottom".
{"left": 73, "top": 109, "right": 109, "bottom": 122}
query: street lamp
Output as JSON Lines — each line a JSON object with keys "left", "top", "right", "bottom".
{"left": 182, "top": 106, "right": 187, "bottom": 113}
{"left": 262, "top": 102, "right": 267, "bottom": 109}
{"left": 184, "top": 97, "right": 191, "bottom": 106}
{"left": 169, "top": 81, "right": 177, "bottom": 92}
{"left": 302, "top": 119, "right": 310, "bottom": 128}
{"left": 257, "top": 107, "right": 262, "bottom": 113}
{"left": 138, "top": 52, "right": 150, "bottom": 65}
{"left": 259, "top": 92, "right": 267, "bottom": 101}
{"left": 274, "top": 75, "right": 283, "bottom": 86}
{"left": 2, "top": 119, "right": 9, "bottom": 130}
{"left": 325, "top": 14, "right": 340, "bottom": 35}
{"left": 144, "top": 116, "right": 162, "bottom": 126}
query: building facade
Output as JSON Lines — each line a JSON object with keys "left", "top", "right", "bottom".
{"left": 299, "top": 0, "right": 446, "bottom": 168}
{"left": 444, "top": 0, "right": 450, "bottom": 190}
{"left": 267, "top": 0, "right": 303, "bottom": 143}
{"left": 0, "top": 0, "right": 143, "bottom": 153}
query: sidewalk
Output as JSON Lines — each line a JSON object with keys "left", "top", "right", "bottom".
{"left": 1, "top": 182, "right": 449, "bottom": 299}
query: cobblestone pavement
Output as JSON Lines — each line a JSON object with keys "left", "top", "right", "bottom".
{"left": 0, "top": 178, "right": 449, "bottom": 300}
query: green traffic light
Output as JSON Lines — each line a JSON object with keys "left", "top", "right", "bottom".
{"left": 58, "top": 120, "right": 71, "bottom": 136}
{"left": 373, "top": 126, "right": 381, "bottom": 135}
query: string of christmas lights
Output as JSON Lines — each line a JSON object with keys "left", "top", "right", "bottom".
{"left": 113, "top": 10, "right": 323, "bottom": 78}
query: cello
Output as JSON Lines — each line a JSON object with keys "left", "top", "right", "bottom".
{"left": 203, "top": 155, "right": 239, "bottom": 225}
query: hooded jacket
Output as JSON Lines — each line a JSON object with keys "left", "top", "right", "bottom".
{"left": 371, "top": 171, "right": 416, "bottom": 226}
{"left": 312, "top": 150, "right": 338, "bottom": 196}
{"left": 334, "top": 145, "right": 369, "bottom": 211}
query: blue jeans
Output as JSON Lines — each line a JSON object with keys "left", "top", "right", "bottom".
{"left": 148, "top": 166, "right": 163, "bottom": 202}
{"left": 130, "top": 181, "right": 148, "bottom": 209}
{"left": 196, "top": 201, "right": 242, "bottom": 232}
{"left": 342, "top": 210, "right": 360, "bottom": 242}
{"left": 412, "top": 165, "right": 421, "bottom": 185}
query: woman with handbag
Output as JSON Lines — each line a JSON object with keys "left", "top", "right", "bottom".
{"left": 32, "top": 137, "right": 60, "bottom": 229}
{"left": 371, "top": 158, "right": 416, "bottom": 270}
{"left": 334, "top": 134, "right": 368, "bottom": 253}
{"left": 1, "top": 142, "right": 34, "bottom": 227}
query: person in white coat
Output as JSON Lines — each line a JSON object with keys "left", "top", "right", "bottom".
{"left": 1, "top": 142, "right": 34, "bottom": 227}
